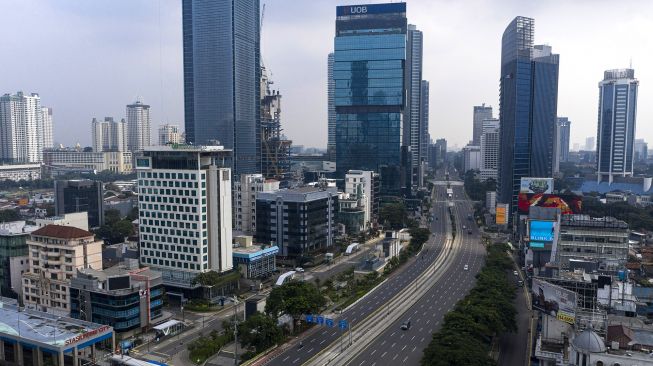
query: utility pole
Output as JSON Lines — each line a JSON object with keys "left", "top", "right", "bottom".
{"left": 234, "top": 297, "right": 239, "bottom": 365}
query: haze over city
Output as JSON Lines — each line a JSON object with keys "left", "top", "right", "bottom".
{"left": 2, "top": 0, "right": 652, "bottom": 150}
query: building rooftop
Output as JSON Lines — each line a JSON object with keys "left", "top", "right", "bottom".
{"left": 561, "top": 215, "right": 629, "bottom": 230}
{"left": 0, "top": 299, "right": 112, "bottom": 349}
{"left": 233, "top": 245, "right": 279, "bottom": 260}
{"left": 0, "top": 221, "right": 38, "bottom": 236}
{"left": 32, "top": 224, "right": 94, "bottom": 239}
{"left": 78, "top": 262, "right": 160, "bottom": 282}
{"left": 143, "top": 144, "right": 229, "bottom": 153}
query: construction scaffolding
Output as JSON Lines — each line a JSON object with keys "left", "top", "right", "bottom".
{"left": 260, "top": 66, "right": 291, "bottom": 180}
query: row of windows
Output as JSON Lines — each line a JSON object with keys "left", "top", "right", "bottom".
{"left": 140, "top": 211, "right": 203, "bottom": 221}
{"left": 140, "top": 203, "right": 200, "bottom": 212}
{"left": 142, "top": 250, "right": 201, "bottom": 262}
{"left": 139, "top": 171, "right": 200, "bottom": 180}
{"left": 142, "top": 256, "right": 206, "bottom": 270}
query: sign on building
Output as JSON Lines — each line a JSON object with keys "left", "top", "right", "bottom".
{"left": 531, "top": 278, "right": 577, "bottom": 324}
{"left": 520, "top": 177, "right": 554, "bottom": 194}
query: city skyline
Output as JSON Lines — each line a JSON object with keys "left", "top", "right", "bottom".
{"left": 1, "top": 1, "right": 652, "bottom": 150}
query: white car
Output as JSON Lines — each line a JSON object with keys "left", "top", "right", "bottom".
{"left": 464, "top": 264, "right": 469, "bottom": 271}
{"left": 513, "top": 270, "right": 519, "bottom": 276}
{"left": 295, "top": 267, "right": 305, "bottom": 273}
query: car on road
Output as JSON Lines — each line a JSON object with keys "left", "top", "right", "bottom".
{"left": 517, "top": 280, "right": 524, "bottom": 287}
{"left": 401, "top": 320, "right": 411, "bottom": 330}
{"left": 464, "top": 264, "right": 469, "bottom": 271}
{"left": 467, "top": 229, "right": 472, "bottom": 235}
{"left": 295, "top": 267, "right": 305, "bottom": 273}
{"left": 513, "top": 270, "right": 519, "bottom": 276}
{"left": 462, "top": 225, "right": 467, "bottom": 230}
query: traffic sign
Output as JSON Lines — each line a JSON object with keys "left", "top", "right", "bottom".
{"left": 325, "top": 318, "right": 334, "bottom": 328}
{"left": 306, "top": 314, "right": 314, "bottom": 324}
{"left": 317, "top": 316, "right": 324, "bottom": 325}
{"left": 339, "top": 319, "right": 348, "bottom": 330}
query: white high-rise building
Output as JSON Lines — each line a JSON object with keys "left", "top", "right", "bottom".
{"left": 597, "top": 69, "right": 638, "bottom": 183}
{"left": 480, "top": 118, "right": 500, "bottom": 181}
{"left": 473, "top": 104, "right": 493, "bottom": 146}
{"left": 92, "top": 117, "right": 127, "bottom": 152}
{"left": 41, "top": 107, "right": 53, "bottom": 149}
{"left": 137, "top": 145, "right": 233, "bottom": 289}
{"left": 463, "top": 145, "right": 481, "bottom": 172}
{"left": 327, "top": 53, "right": 336, "bottom": 161}
{"left": 345, "top": 170, "right": 378, "bottom": 229}
{"left": 0, "top": 92, "right": 43, "bottom": 163}
{"left": 127, "top": 99, "right": 151, "bottom": 152}
{"left": 158, "top": 124, "right": 184, "bottom": 145}
{"left": 234, "top": 174, "right": 279, "bottom": 235}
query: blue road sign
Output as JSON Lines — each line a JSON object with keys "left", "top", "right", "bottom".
{"left": 339, "top": 319, "right": 348, "bottom": 330}
{"left": 306, "top": 314, "right": 314, "bottom": 324}
{"left": 317, "top": 316, "right": 324, "bottom": 325}
{"left": 325, "top": 318, "right": 334, "bottom": 328}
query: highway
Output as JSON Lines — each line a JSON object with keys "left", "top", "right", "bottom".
{"left": 345, "top": 184, "right": 485, "bottom": 366}
{"left": 256, "top": 181, "right": 455, "bottom": 366}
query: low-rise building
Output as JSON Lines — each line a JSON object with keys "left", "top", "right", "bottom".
{"left": 234, "top": 174, "right": 279, "bottom": 235}
{"left": 22, "top": 225, "right": 103, "bottom": 315}
{"left": 69, "top": 262, "right": 164, "bottom": 337}
{"left": 256, "top": 186, "right": 338, "bottom": 259}
{"left": 0, "top": 221, "right": 38, "bottom": 297}
{"left": 0, "top": 163, "right": 41, "bottom": 181}
{"left": 43, "top": 148, "right": 133, "bottom": 176}
{"left": 0, "top": 299, "right": 115, "bottom": 366}
{"left": 35, "top": 212, "right": 89, "bottom": 231}
{"left": 232, "top": 236, "right": 278, "bottom": 279}
{"left": 556, "top": 215, "right": 630, "bottom": 270}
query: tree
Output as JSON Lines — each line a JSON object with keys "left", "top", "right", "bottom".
{"left": 265, "top": 281, "right": 326, "bottom": 319}
{"left": 104, "top": 209, "right": 122, "bottom": 226}
{"left": 0, "top": 209, "right": 20, "bottom": 223}
{"left": 238, "top": 313, "right": 284, "bottom": 352}
{"left": 379, "top": 202, "right": 408, "bottom": 230}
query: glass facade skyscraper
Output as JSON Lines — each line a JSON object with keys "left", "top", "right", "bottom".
{"left": 597, "top": 69, "right": 638, "bottom": 183}
{"left": 182, "top": 0, "right": 260, "bottom": 176}
{"left": 497, "top": 17, "right": 559, "bottom": 217}
{"left": 334, "top": 3, "right": 407, "bottom": 182}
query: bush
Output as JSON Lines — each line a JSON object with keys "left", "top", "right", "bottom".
{"left": 187, "top": 331, "right": 233, "bottom": 364}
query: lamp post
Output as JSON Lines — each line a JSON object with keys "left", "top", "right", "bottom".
{"left": 233, "top": 296, "right": 239, "bottom": 366}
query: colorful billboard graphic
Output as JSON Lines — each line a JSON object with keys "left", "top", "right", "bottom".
{"left": 496, "top": 204, "right": 508, "bottom": 225}
{"left": 518, "top": 193, "right": 582, "bottom": 215}
{"left": 520, "top": 177, "right": 554, "bottom": 194}
{"left": 532, "top": 278, "right": 577, "bottom": 324}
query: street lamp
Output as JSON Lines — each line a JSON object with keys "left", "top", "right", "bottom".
{"left": 233, "top": 296, "right": 240, "bottom": 366}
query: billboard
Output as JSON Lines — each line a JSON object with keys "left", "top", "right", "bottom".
{"left": 518, "top": 193, "right": 582, "bottom": 215}
{"left": 496, "top": 204, "right": 508, "bottom": 225}
{"left": 532, "top": 278, "right": 577, "bottom": 324}
{"left": 520, "top": 177, "right": 554, "bottom": 194}
{"left": 336, "top": 3, "right": 406, "bottom": 16}
{"left": 530, "top": 221, "right": 555, "bottom": 242}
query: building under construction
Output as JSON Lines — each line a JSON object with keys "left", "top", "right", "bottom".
{"left": 260, "top": 66, "right": 291, "bottom": 179}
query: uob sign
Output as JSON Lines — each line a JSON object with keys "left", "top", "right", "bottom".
{"left": 349, "top": 6, "right": 367, "bottom": 14}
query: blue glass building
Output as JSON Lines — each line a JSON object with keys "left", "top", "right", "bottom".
{"left": 597, "top": 69, "right": 638, "bottom": 183}
{"left": 333, "top": 3, "right": 407, "bottom": 187}
{"left": 497, "top": 17, "right": 559, "bottom": 217}
{"left": 182, "top": 0, "right": 260, "bottom": 176}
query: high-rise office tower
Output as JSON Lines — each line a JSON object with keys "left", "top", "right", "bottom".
{"left": 182, "top": 0, "right": 260, "bottom": 176}
{"left": 556, "top": 117, "right": 571, "bottom": 167}
{"left": 405, "top": 24, "right": 425, "bottom": 191}
{"left": 54, "top": 179, "right": 105, "bottom": 228}
{"left": 126, "top": 99, "right": 151, "bottom": 152}
{"left": 92, "top": 117, "right": 127, "bottom": 152}
{"left": 473, "top": 104, "right": 493, "bottom": 145}
{"left": 597, "top": 69, "right": 638, "bottom": 183}
{"left": 260, "top": 66, "right": 291, "bottom": 179}
{"left": 0, "top": 92, "right": 43, "bottom": 163}
{"left": 41, "top": 107, "right": 53, "bottom": 149}
{"left": 136, "top": 145, "right": 233, "bottom": 291}
{"left": 585, "top": 136, "right": 595, "bottom": 151}
{"left": 158, "top": 124, "right": 184, "bottom": 145}
{"left": 634, "top": 139, "right": 648, "bottom": 163}
{"left": 497, "top": 17, "right": 560, "bottom": 216}
{"left": 420, "top": 80, "right": 430, "bottom": 170}
{"left": 480, "top": 118, "right": 500, "bottom": 181}
{"left": 327, "top": 53, "right": 336, "bottom": 161}
{"left": 334, "top": 3, "right": 407, "bottom": 185}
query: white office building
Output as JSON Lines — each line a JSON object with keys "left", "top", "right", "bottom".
{"left": 0, "top": 164, "right": 41, "bottom": 181}
{"left": 136, "top": 145, "right": 233, "bottom": 289}
{"left": 158, "top": 124, "right": 184, "bottom": 146}
{"left": 234, "top": 174, "right": 279, "bottom": 235}
{"left": 127, "top": 99, "right": 151, "bottom": 152}
{"left": 41, "top": 107, "right": 53, "bottom": 149}
{"left": 0, "top": 92, "right": 43, "bottom": 163}
{"left": 92, "top": 117, "right": 127, "bottom": 152}
{"left": 43, "top": 148, "right": 133, "bottom": 175}
{"left": 480, "top": 118, "right": 500, "bottom": 181}
{"left": 463, "top": 144, "right": 481, "bottom": 172}
{"left": 345, "top": 170, "right": 378, "bottom": 229}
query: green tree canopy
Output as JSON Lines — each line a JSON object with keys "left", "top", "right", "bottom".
{"left": 265, "top": 281, "right": 326, "bottom": 319}
{"left": 238, "top": 313, "right": 284, "bottom": 352}
{"left": 379, "top": 202, "right": 409, "bottom": 230}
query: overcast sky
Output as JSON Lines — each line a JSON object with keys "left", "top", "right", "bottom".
{"left": 2, "top": 0, "right": 652, "bottom": 151}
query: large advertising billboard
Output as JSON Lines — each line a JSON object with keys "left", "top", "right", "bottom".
{"left": 518, "top": 193, "right": 582, "bottom": 215}
{"left": 520, "top": 177, "right": 554, "bottom": 194}
{"left": 496, "top": 204, "right": 508, "bottom": 225}
{"left": 530, "top": 221, "right": 555, "bottom": 242}
{"left": 532, "top": 278, "right": 577, "bottom": 324}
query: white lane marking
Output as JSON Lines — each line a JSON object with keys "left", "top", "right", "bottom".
{"left": 282, "top": 356, "right": 289, "bottom": 362}
{"left": 293, "top": 358, "right": 300, "bottom": 364}
{"left": 392, "top": 354, "right": 398, "bottom": 360}
{"left": 370, "top": 349, "right": 377, "bottom": 356}
{"left": 391, "top": 342, "right": 396, "bottom": 348}
{"left": 381, "top": 351, "right": 387, "bottom": 357}
{"left": 412, "top": 346, "right": 417, "bottom": 352}
{"left": 402, "top": 345, "right": 407, "bottom": 351}
{"left": 403, "top": 356, "right": 409, "bottom": 363}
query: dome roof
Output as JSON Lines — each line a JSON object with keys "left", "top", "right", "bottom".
{"left": 572, "top": 328, "right": 606, "bottom": 353}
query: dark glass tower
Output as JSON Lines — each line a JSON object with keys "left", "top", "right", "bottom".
{"left": 497, "top": 17, "right": 559, "bottom": 217}
{"left": 182, "top": 0, "right": 261, "bottom": 176}
{"left": 333, "top": 3, "right": 407, "bottom": 186}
